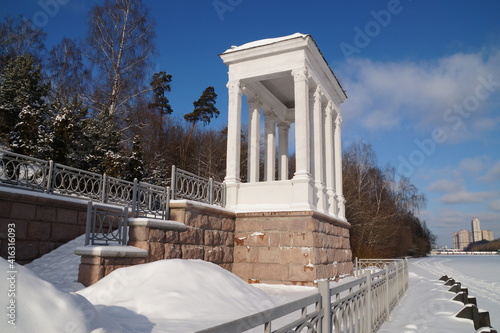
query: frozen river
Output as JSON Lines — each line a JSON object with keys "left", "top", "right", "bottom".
{"left": 380, "top": 255, "right": 500, "bottom": 332}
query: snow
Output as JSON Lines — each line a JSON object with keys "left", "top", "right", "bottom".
{"left": 1, "top": 235, "right": 499, "bottom": 332}
{"left": 223, "top": 33, "right": 307, "bottom": 54}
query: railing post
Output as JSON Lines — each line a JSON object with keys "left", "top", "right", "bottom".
{"left": 364, "top": 271, "right": 372, "bottom": 333}
{"left": 46, "top": 160, "right": 54, "bottom": 193}
{"left": 385, "top": 265, "right": 390, "bottom": 317}
{"left": 354, "top": 257, "right": 358, "bottom": 277}
{"left": 164, "top": 186, "right": 170, "bottom": 220}
{"left": 318, "top": 279, "right": 332, "bottom": 333}
{"left": 84, "top": 201, "right": 92, "bottom": 246}
{"left": 131, "top": 178, "right": 138, "bottom": 217}
{"left": 209, "top": 177, "right": 214, "bottom": 205}
{"left": 122, "top": 206, "right": 129, "bottom": 245}
{"left": 171, "top": 165, "right": 177, "bottom": 200}
{"left": 395, "top": 261, "right": 400, "bottom": 303}
{"left": 101, "top": 174, "right": 108, "bottom": 203}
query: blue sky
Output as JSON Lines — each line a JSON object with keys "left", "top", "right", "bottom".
{"left": 3, "top": 0, "right": 500, "bottom": 247}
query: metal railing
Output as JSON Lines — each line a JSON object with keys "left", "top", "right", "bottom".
{"left": 84, "top": 201, "right": 129, "bottom": 245}
{"left": 1, "top": 150, "right": 227, "bottom": 220}
{"left": 199, "top": 258, "right": 408, "bottom": 333}
{"left": 171, "top": 165, "right": 225, "bottom": 206}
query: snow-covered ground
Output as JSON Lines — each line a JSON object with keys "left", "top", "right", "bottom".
{"left": 1, "top": 235, "right": 498, "bottom": 332}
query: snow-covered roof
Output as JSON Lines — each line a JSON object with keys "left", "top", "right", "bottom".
{"left": 222, "top": 33, "right": 308, "bottom": 54}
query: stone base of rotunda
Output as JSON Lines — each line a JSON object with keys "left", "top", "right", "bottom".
{"left": 232, "top": 210, "right": 353, "bottom": 286}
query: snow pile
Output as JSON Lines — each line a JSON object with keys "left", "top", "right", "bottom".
{"left": 1, "top": 257, "right": 278, "bottom": 332}
{"left": 25, "top": 234, "right": 86, "bottom": 292}
{"left": 77, "top": 259, "right": 278, "bottom": 332}
{"left": 0, "top": 258, "right": 121, "bottom": 333}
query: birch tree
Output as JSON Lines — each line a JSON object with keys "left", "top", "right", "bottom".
{"left": 85, "top": 0, "right": 156, "bottom": 117}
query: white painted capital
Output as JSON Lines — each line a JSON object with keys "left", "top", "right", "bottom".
{"left": 291, "top": 68, "right": 309, "bottom": 81}
{"left": 263, "top": 110, "right": 277, "bottom": 120}
{"left": 314, "top": 85, "right": 323, "bottom": 99}
{"left": 227, "top": 81, "right": 242, "bottom": 95}
{"left": 247, "top": 96, "right": 262, "bottom": 110}
{"left": 277, "top": 122, "right": 290, "bottom": 132}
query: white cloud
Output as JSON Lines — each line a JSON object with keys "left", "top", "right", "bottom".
{"left": 480, "top": 161, "right": 500, "bottom": 182}
{"left": 440, "top": 190, "right": 495, "bottom": 204}
{"left": 339, "top": 49, "right": 500, "bottom": 143}
{"left": 428, "top": 179, "right": 464, "bottom": 193}
{"left": 459, "top": 157, "right": 486, "bottom": 173}
{"left": 489, "top": 199, "right": 500, "bottom": 211}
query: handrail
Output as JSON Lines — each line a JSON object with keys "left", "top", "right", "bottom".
{"left": 171, "top": 165, "right": 225, "bottom": 206}
{"left": 199, "top": 258, "right": 409, "bottom": 333}
{"left": 84, "top": 201, "right": 129, "bottom": 246}
{"left": 0, "top": 150, "right": 225, "bottom": 211}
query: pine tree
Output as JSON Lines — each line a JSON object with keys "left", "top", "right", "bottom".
{"left": 0, "top": 53, "right": 50, "bottom": 150}
{"left": 148, "top": 71, "right": 173, "bottom": 117}
{"left": 124, "top": 135, "right": 144, "bottom": 181}
{"left": 9, "top": 105, "right": 52, "bottom": 158}
{"left": 84, "top": 111, "right": 123, "bottom": 176}
{"left": 50, "top": 97, "right": 89, "bottom": 167}
{"left": 184, "top": 86, "right": 219, "bottom": 126}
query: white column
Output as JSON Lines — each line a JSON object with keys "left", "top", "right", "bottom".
{"left": 277, "top": 122, "right": 290, "bottom": 180}
{"left": 263, "top": 110, "right": 276, "bottom": 181}
{"left": 225, "top": 80, "right": 242, "bottom": 184}
{"left": 312, "top": 85, "right": 326, "bottom": 212}
{"left": 247, "top": 97, "right": 262, "bottom": 183}
{"left": 333, "top": 110, "right": 346, "bottom": 219}
{"left": 324, "top": 101, "right": 337, "bottom": 216}
{"left": 291, "top": 68, "right": 311, "bottom": 180}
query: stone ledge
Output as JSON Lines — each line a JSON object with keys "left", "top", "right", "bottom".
{"left": 236, "top": 209, "right": 351, "bottom": 229}
{"left": 74, "top": 245, "right": 148, "bottom": 257}
{"left": 170, "top": 199, "right": 235, "bottom": 218}
{"left": 128, "top": 217, "right": 188, "bottom": 231}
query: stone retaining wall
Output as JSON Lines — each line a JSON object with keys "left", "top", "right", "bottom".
{"left": 233, "top": 210, "right": 353, "bottom": 286}
{"left": 0, "top": 189, "right": 86, "bottom": 264}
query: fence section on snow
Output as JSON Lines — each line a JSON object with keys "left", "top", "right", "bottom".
{"left": 198, "top": 258, "right": 408, "bottom": 333}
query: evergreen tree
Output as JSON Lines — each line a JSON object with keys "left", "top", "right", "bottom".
{"left": 148, "top": 71, "right": 173, "bottom": 117}
{"left": 84, "top": 111, "right": 123, "bottom": 176}
{"left": 0, "top": 53, "right": 50, "bottom": 148}
{"left": 50, "top": 97, "right": 89, "bottom": 167}
{"left": 184, "top": 86, "right": 219, "bottom": 126}
{"left": 9, "top": 105, "right": 52, "bottom": 158}
{"left": 124, "top": 135, "right": 144, "bottom": 181}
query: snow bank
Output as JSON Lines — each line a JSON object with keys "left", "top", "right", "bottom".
{"left": 25, "top": 234, "right": 86, "bottom": 292}
{"left": 0, "top": 258, "right": 121, "bottom": 333}
{"left": 77, "top": 259, "right": 278, "bottom": 332}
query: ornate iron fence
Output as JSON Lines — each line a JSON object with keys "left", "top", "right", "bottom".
{"left": 0, "top": 150, "right": 51, "bottom": 191}
{"left": 171, "top": 165, "right": 225, "bottom": 206}
{"left": 199, "top": 258, "right": 408, "bottom": 333}
{"left": 84, "top": 201, "right": 128, "bottom": 245}
{"left": 0, "top": 150, "right": 226, "bottom": 218}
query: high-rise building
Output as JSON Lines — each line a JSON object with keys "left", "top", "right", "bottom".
{"left": 471, "top": 217, "right": 482, "bottom": 243}
{"left": 482, "top": 230, "right": 494, "bottom": 242}
{"left": 453, "top": 230, "right": 471, "bottom": 250}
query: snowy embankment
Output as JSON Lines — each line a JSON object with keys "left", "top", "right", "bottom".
{"left": 1, "top": 235, "right": 498, "bottom": 332}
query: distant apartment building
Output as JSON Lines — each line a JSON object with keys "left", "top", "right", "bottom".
{"left": 453, "top": 230, "right": 471, "bottom": 250}
{"left": 452, "top": 217, "right": 494, "bottom": 249}
{"left": 471, "top": 217, "right": 482, "bottom": 243}
{"left": 482, "top": 229, "right": 494, "bottom": 242}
